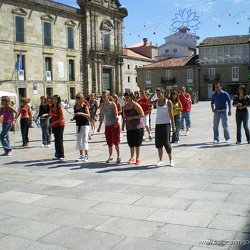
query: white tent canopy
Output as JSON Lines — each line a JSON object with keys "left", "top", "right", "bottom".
{"left": 0, "top": 90, "right": 17, "bottom": 97}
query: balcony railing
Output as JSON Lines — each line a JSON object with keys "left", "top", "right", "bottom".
{"left": 161, "top": 77, "right": 176, "bottom": 84}
{"left": 88, "top": 43, "right": 123, "bottom": 54}
{"left": 203, "top": 74, "right": 220, "bottom": 81}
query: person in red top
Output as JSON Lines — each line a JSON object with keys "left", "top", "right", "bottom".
{"left": 138, "top": 90, "right": 153, "bottom": 140}
{"left": 178, "top": 86, "right": 192, "bottom": 136}
{"left": 48, "top": 94, "right": 65, "bottom": 161}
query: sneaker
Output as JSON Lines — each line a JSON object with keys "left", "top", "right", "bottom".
{"left": 52, "top": 157, "right": 59, "bottom": 160}
{"left": 170, "top": 160, "right": 175, "bottom": 167}
{"left": 213, "top": 140, "right": 219, "bottom": 144}
{"left": 185, "top": 131, "right": 189, "bottom": 136}
{"left": 40, "top": 144, "right": 45, "bottom": 147}
{"left": 84, "top": 155, "right": 89, "bottom": 162}
{"left": 135, "top": 159, "right": 141, "bottom": 165}
{"left": 142, "top": 136, "right": 145, "bottom": 141}
{"left": 59, "top": 158, "right": 64, "bottom": 161}
{"left": 236, "top": 141, "right": 242, "bottom": 144}
{"left": 127, "top": 158, "right": 135, "bottom": 163}
{"left": 225, "top": 140, "right": 230, "bottom": 143}
{"left": 106, "top": 158, "right": 113, "bottom": 163}
{"left": 46, "top": 144, "right": 51, "bottom": 148}
{"left": 155, "top": 161, "right": 164, "bottom": 166}
{"left": 116, "top": 158, "right": 121, "bottom": 164}
{"left": 76, "top": 155, "right": 84, "bottom": 161}
{"left": 7, "top": 150, "right": 13, "bottom": 156}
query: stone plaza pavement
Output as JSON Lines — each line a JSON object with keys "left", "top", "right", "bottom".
{"left": 0, "top": 101, "right": 250, "bottom": 250}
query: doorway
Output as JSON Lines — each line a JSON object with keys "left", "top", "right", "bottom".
{"left": 102, "top": 68, "right": 111, "bottom": 92}
{"left": 18, "top": 88, "right": 26, "bottom": 103}
{"left": 208, "top": 84, "right": 214, "bottom": 99}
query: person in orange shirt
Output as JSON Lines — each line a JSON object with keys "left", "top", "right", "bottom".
{"left": 16, "top": 97, "right": 32, "bottom": 146}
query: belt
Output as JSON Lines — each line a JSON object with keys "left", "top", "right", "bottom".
{"left": 216, "top": 109, "right": 226, "bottom": 112}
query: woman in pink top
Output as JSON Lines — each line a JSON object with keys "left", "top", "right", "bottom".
{"left": 0, "top": 96, "right": 18, "bottom": 155}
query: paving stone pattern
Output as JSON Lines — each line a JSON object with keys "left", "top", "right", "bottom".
{"left": 0, "top": 101, "right": 250, "bottom": 250}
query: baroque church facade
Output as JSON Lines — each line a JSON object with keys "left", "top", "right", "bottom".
{"left": 0, "top": 0, "right": 127, "bottom": 106}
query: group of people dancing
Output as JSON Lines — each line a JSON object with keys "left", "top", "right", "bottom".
{"left": 1, "top": 83, "right": 249, "bottom": 166}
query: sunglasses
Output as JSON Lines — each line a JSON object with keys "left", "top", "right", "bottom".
{"left": 75, "top": 96, "right": 81, "bottom": 99}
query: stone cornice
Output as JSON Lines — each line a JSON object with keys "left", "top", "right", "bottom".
{"left": 5, "top": 0, "right": 83, "bottom": 17}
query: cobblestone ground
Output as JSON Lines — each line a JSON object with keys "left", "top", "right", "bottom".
{"left": 0, "top": 101, "right": 250, "bottom": 250}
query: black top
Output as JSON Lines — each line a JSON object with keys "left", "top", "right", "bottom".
{"left": 233, "top": 95, "right": 250, "bottom": 113}
{"left": 73, "top": 105, "right": 89, "bottom": 127}
{"left": 38, "top": 104, "right": 50, "bottom": 118}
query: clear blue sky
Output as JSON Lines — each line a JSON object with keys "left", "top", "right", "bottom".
{"left": 55, "top": 0, "right": 250, "bottom": 46}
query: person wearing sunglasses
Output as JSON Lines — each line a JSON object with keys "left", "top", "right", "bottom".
{"left": 0, "top": 96, "right": 18, "bottom": 155}
{"left": 71, "top": 93, "right": 90, "bottom": 162}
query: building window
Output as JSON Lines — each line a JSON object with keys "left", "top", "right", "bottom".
{"left": 146, "top": 71, "right": 151, "bottom": 84}
{"left": 173, "top": 48, "right": 177, "bottom": 53}
{"left": 165, "top": 70, "right": 172, "bottom": 80}
{"left": 45, "top": 57, "right": 52, "bottom": 81}
{"left": 70, "top": 87, "right": 75, "bottom": 99}
{"left": 187, "top": 69, "right": 193, "bottom": 83}
{"left": 46, "top": 87, "right": 53, "bottom": 97}
{"left": 128, "top": 76, "right": 130, "bottom": 83}
{"left": 16, "top": 53, "right": 25, "bottom": 80}
{"left": 67, "top": 27, "right": 74, "bottom": 49}
{"left": 103, "top": 34, "right": 110, "bottom": 51}
{"left": 232, "top": 67, "right": 239, "bottom": 81}
{"left": 165, "top": 49, "right": 169, "bottom": 53}
{"left": 69, "top": 59, "right": 75, "bottom": 81}
{"left": 44, "top": 22, "right": 51, "bottom": 46}
{"left": 136, "top": 77, "right": 137, "bottom": 82}
{"left": 15, "top": 16, "right": 24, "bottom": 42}
{"left": 208, "top": 68, "right": 215, "bottom": 80}
{"left": 127, "top": 64, "right": 130, "bottom": 69}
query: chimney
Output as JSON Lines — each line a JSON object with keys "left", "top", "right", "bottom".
{"left": 143, "top": 38, "right": 148, "bottom": 46}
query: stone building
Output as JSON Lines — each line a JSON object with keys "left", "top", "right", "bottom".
{"left": 123, "top": 38, "right": 156, "bottom": 92}
{"left": 197, "top": 35, "right": 250, "bottom": 100}
{"left": 0, "top": 0, "right": 127, "bottom": 107}
{"left": 136, "top": 56, "right": 198, "bottom": 96}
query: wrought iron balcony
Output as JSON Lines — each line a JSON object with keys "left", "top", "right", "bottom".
{"left": 161, "top": 77, "right": 176, "bottom": 84}
{"left": 203, "top": 74, "right": 220, "bottom": 81}
{"left": 88, "top": 43, "right": 123, "bottom": 54}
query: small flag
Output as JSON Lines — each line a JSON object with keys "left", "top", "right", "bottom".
{"left": 15, "top": 53, "right": 22, "bottom": 71}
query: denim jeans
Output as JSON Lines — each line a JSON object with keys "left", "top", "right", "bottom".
{"left": 236, "top": 110, "right": 250, "bottom": 142}
{"left": 172, "top": 114, "right": 180, "bottom": 142}
{"left": 40, "top": 118, "right": 50, "bottom": 145}
{"left": 213, "top": 111, "right": 230, "bottom": 141}
{"left": 180, "top": 112, "right": 191, "bottom": 129}
{"left": 0, "top": 122, "right": 12, "bottom": 153}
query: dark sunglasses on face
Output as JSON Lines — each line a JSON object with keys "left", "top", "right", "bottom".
{"left": 75, "top": 96, "right": 81, "bottom": 99}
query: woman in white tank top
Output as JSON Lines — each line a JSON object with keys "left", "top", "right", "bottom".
{"left": 146, "top": 87, "right": 175, "bottom": 167}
